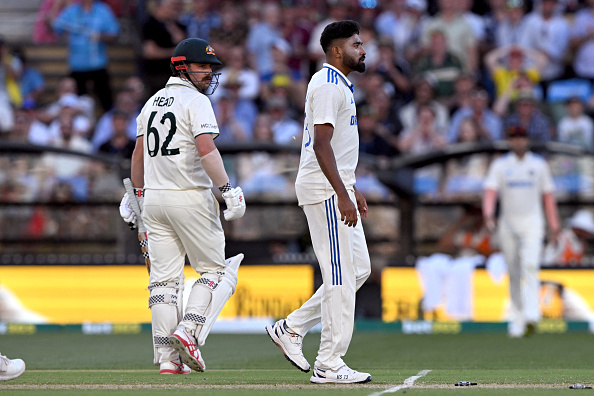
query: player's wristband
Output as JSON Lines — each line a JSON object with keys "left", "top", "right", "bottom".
{"left": 133, "top": 188, "right": 144, "bottom": 198}
{"left": 219, "top": 182, "right": 232, "bottom": 193}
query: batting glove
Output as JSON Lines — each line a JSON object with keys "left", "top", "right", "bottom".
{"left": 222, "top": 186, "right": 246, "bottom": 221}
{"left": 119, "top": 192, "right": 137, "bottom": 229}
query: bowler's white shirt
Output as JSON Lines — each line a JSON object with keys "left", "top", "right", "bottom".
{"left": 484, "top": 151, "right": 555, "bottom": 232}
{"left": 137, "top": 77, "right": 219, "bottom": 190}
{"left": 295, "top": 63, "right": 359, "bottom": 205}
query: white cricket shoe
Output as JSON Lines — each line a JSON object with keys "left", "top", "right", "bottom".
{"left": 159, "top": 360, "right": 191, "bottom": 375}
{"left": 169, "top": 326, "right": 205, "bottom": 372}
{"left": 310, "top": 365, "right": 372, "bottom": 384}
{"left": 0, "top": 354, "right": 25, "bottom": 381}
{"left": 265, "top": 319, "right": 310, "bottom": 372}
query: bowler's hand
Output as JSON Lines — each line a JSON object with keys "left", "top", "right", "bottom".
{"left": 484, "top": 217, "right": 497, "bottom": 234}
{"left": 354, "top": 188, "right": 368, "bottom": 219}
{"left": 338, "top": 194, "right": 358, "bottom": 227}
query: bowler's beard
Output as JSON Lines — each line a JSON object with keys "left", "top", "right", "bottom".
{"left": 343, "top": 52, "right": 365, "bottom": 73}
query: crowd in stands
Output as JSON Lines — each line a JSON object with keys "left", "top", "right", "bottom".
{"left": 1, "top": 0, "right": 594, "bottom": 205}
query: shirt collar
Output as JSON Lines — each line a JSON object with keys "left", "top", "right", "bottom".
{"left": 165, "top": 76, "right": 195, "bottom": 90}
{"left": 322, "top": 63, "right": 355, "bottom": 93}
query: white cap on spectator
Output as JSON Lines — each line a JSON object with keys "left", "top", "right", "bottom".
{"left": 58, "top": 93, "right": 82, "bottom": 110}
{"left": 272, "top": 38, "right": 292, "bottom": 56}
{"left": 569, "top": 210, "right": 594, "bottom": 234}
{"left": 406, "top": 0, "right": 427, "bottom": 12}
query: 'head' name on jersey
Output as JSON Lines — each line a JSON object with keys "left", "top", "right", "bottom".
{"left": 152, "top": 96, "right": 174, "bottom": 107}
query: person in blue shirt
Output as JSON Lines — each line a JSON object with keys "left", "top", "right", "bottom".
{"left": 13, "top": 49, "right": 45, "bottom": 108}
{"left": 53, "top": 0, "right": 120, "bottom": 111}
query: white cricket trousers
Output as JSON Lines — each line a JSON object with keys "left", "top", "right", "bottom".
{"left": 498, "top": 220, "right": 544, "bottom": 330}
{"left": 287, "top": 191, "right": 371, "bottom": 370}
{"left": 143, "top": 188, "right": 226, "bottom": 363}
{"left": 144, "top": 188, "right": 226, "bottom": 281}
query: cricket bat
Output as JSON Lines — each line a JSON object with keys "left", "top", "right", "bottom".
{"left": 123, "top": 178, "right": 151, "bottom": 274}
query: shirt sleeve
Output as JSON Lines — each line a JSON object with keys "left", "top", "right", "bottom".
{"left": 100, "top": 5, "right": 120, "bottom": 35}
{"left": 189, "top": 96, "right": 219, "bottom": 138}
{"left": 136, "top": 112, "right": 144, "bottom": 138}
{"left": 483, "top": 159, "right": 501, "bottom": 191}
{"left": 311, "top": 83, "right": 343, "bottom": 128}
{"left": 541, "top": 159, "right": 555, "bottom": 193}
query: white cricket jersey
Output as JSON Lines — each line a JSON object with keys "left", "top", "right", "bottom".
{"left": 295, "top": 63, "right": 359, "bottom": 205}
{"left": 484, "top": 151, "right": 555, "bottom": 231}
{"left": 137, "top": 77, "right": 219, "bottom": 190}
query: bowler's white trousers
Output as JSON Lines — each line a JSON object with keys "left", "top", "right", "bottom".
{"left": 498, "top": 219, "right": 544, "bottom": 332}
{"left": 286, "top": 191, "right": 371, "bottom": 370}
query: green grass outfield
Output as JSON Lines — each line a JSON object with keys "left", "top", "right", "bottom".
{"left": 1, "top": 326, "right": 593, "bottom": 395}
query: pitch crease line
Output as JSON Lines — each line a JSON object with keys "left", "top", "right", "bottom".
{"left": 369, "top": 369, "right": 432, "bottom": 396}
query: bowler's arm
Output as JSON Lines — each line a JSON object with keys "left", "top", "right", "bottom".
{"left": 313, "top": 123, "right": 358, "bottom": 227}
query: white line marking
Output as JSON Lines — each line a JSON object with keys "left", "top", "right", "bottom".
{"left": 369, "top": 369, "right": 432, "bottom": 396}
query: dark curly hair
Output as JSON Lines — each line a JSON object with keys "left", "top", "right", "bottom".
{"left": 320, "top": 20, "right": 360, "bottom": 55}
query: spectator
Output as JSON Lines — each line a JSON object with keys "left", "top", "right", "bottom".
{"left": 209, "top": 1, "right": 249, "bottom": 57}
{"left": 122, "top": 75, "right": 147, "bottom": 110}
{"left": 504, "top": 92, "right": 553, "bottom": 143}
{"left": 307, "top": 2, "right": 350, "bottom": 70}
{"left": 448, "top": 88, "right": 503, "bottom": 143}
{"left": 459, "top": 0, "right": 487, "bottom": 51}
{"left": 397, "top": 105, "right": 447, "bottom": 154}
{"left": 518, "top": 0, "right": 570, "bottom": 92}
{"left": 495, "top": 0, "right": 528, "bottom": 48}
{"left": 52, "top": 0, "right": 120, "bottom": 112}
{"left": 376, "top": 0, "right": 409, "bottom": 38}
{"left": 484, "top": 45, "right": 548, "bottom": 99}
{"left": 446, "top": 73, "right": 477, "bottom": 115}
{"left": 33, "top": 0, "right": 70, "bottom": 44}
{"left": 412, "top": 29, "right": 464, "bottom": 100}
{"left": 361, "top": 75, "right": 404, "bottom": 146}
{"left": 0, "top": 38, "right": 22, "bottom": 134}
{"left": 281, "top": 4, "right": 311, "bottom": 80}
{"left": 13, "top": 49, "right": 45, "bottom": 108}
{"left": 543, "top": 209, "right": 594, "bottom": 266}
{"left": 140, "top": 0, "right": 186, "bottom": 96}
{"left": 399, "top": 76, "right": 449, "bottom": 133}
{"left": 443, "top": 117, "right": 491, "bottom": 195}
{"left": 400, "top": 0, "right": 429, "bottom": 62}
{"left": 260, "top": 38, "right": 307, "bottom": 112}
{"left": 37, "top": 76, "right": 94, "bottom": 129}
{"left": 482, "top": 0, "right": 509, "bottom": 51}
{"left": 246, "top": 3, "right": 284, "bottom": 80}
{"left": 41, "top": 109, "right": 93, "bottom": 201}
{"left": 570, "top": 0, "right": 594, "bottom": 83}
{"left": 10, "top": 106, "right": 50, "bottom": 145}
{"left": 371, "top": 36, "right": 411, "bottom": 110}
{"left": 45, "top": 94, "right": 93, "bottom": 139}
{"left": 213, "top": 81, "right": 257, "bottom": 144}
{"left": 179, "top": 0, "right": 220, "bottom": 42}
{"left": 492, "top": 72, "right": 543, "bottom": 116}
{"left": 557, "top": 96, "right": 594, "bottom": 150}
{"left": 421, "top": 0, "right": 478, "bottom": 73}
{"left": 211, "top": 46, "right": 260, "bottom": 104}
{"left": 266, "top": 95, "right": 301, "bottom": 146}
{"left": 91, "top": 90, "right": 139, "bottom": 151}
{"left": 358, "top": 104, "right": 398, "bottom": 157}
{"left": 236, "top": 112, "right": 293, "bottom": 200}
{"left": 97, "top": 109, "right": 135, "bottom": 158}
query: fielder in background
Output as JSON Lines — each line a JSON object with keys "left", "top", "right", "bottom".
{"left": 482, "top": 125, "right": 560, "bottom": 338}
{"left": 0, "top": 353, "right": 25, "bottom": 381}
{"left": 266, "top": 20, "right": 372, "bottom": 384}
{"left": 119, "top": 38, "right": 246, "bottom": 374}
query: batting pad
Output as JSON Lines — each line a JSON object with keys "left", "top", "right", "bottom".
{"left": 180, "top": 254, "right": 243, "bottom": 346}
{"left": 148, "top": 280, "right": 182, "bottom": 365}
